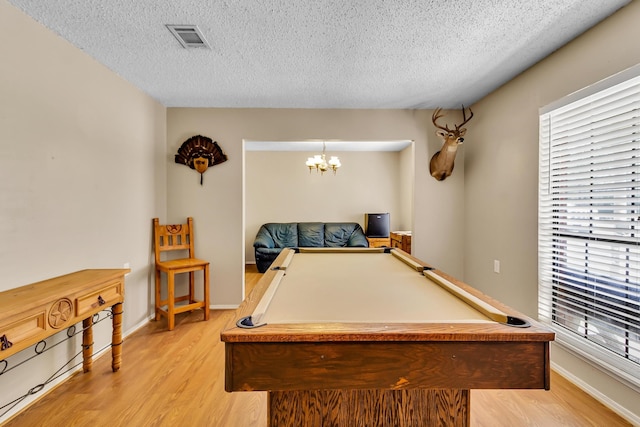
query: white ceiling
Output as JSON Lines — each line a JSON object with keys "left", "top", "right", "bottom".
{"left": 7, "top": 0, "right": 630, "bottom": 109}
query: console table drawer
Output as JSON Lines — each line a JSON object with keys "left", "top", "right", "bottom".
{"left": 0, "top": 311, "right": 47, "bottom": 354}
{"left": 76, "top": 281, "right": 123, "bottom": 317}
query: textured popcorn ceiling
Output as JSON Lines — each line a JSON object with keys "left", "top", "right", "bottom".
{"left": 7, "top": 0, "right": 630, "bottom": 109}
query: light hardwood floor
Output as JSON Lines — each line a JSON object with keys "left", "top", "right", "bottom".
{"left": 3, "top": 265, "right": 632, "bottom": 427}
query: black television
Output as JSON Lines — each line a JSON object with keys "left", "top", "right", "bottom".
{"left": 364, "top": 213, "right": 390, "bottom": 238}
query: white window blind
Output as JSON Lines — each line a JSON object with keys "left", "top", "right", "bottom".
{"left": 539, "top": 68, "right": 640, "bottom": 387}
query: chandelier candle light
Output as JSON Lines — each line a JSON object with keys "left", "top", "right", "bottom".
{"left": 305, "top": 142, "right": 341, "bottom": 175}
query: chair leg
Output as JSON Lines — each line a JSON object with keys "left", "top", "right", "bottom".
{"left": 189, "top": 271, "right": 195, "bottom": 303}
{"left": 203, "top": 264, "right": 210, "bottom": 321}
{"left": 167, "top": 272, "right": 175, "bottom": 331}
{"left": 154, "top": 268, "right": 161, "bottom": 321}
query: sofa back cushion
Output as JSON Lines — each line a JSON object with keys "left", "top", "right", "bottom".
{"left": 254, "top": 222, "right": 368, "bottom": 250}
{"left": 254, "top": 223, "right": 298, "bottom": 248}
{"left": 298, "top": 223, "right": 324, "bottom": 247}
{"left": 325, "top": 223, "right": 366, "bottom": 247}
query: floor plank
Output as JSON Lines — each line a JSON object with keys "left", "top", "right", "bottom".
{"left": 2, "top": 265, "right": 632, "bottom": 426}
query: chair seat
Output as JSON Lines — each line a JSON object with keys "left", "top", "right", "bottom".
{"left": 156, "top": 258, "right": 209, "bottom": 271}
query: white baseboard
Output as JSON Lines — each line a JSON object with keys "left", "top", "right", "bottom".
{"left": 211, "top": 304, "right": 241, "bottom": 309}
{"left": 551, "top": 362, "right": 640, "bottom": 426}
{"left": 127, "top": 316, "right": 152, "bottom": 336}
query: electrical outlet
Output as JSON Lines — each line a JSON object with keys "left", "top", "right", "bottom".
{"left": 493, "top": 260, "right": 500, "bottom": 274}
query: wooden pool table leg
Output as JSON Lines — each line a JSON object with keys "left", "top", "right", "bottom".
{"left": 268, "top": 388, "right": 470, "bottom": 426}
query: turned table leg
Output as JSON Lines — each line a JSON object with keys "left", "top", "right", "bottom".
{"left": 111, "top": 302, "right": 123, "bottom": 372}
{"left": 82, "top": 316, "right": 93, "bottom": 373}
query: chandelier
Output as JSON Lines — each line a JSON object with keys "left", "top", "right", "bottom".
{"left": 305, "top": 142, "right": 341, "bottom": 175}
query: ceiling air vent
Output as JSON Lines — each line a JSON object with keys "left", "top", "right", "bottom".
{"left": 166, "top": 24, "right": 210, "bottom": 49}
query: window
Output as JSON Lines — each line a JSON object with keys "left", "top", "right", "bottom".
{"left": 539, "top": 65, "right": 640, "bottom": 387}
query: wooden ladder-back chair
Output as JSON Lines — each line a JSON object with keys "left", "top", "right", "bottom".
{"left": 153, "top": 217, "right": 210, "bottom": 331}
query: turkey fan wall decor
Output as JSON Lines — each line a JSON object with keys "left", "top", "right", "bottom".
{"left": 175, "top": 135, "right": 228, "bottom": 185}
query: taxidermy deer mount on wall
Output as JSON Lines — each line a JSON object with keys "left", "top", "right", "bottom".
{"left": 429, "top": 106, "right": 474, "bottom": 181}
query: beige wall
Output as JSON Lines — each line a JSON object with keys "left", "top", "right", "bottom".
{"left": 398, "top": 144, "right": 415, "bottom": 231}
{"left": 245, "top": 149, "right": 408, "bottom": 263}
{"left": 464, "top": 1, "right": 640, "bottom": 422}
{"left": 0, "top": 1, "right": 166, "bottom": 421}
{"left": 167, "top": 108, "right": 466, "bottom": 306}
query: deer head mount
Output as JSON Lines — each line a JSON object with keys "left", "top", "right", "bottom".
{"left": 429, "top": 106, "right": 474, "bottom": 181}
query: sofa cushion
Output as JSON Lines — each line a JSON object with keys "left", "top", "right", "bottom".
{"left": 254, "top": 223, "right": 298, "bottom": 248}
{"left": 325, "top": 223, "right": 364, "bottom": 247}
{"left": 298, "top": 223, "right": 324, "bottom": 247}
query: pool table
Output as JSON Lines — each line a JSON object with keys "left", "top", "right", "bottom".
{"left": 221, "top": 248, "right": 554, "bottom": 426}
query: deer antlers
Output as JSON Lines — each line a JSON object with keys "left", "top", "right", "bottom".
{"left": 431, "top": 106, "right": 473, "bottom": 133}
{"left": 429, "top": 105, "right": 474, "bottom": 181}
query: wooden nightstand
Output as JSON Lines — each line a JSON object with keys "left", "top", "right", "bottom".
{"left": 366, "top": 237, "right": 390, "bottom": 248}
{"left": 390, "top": 231, "right": 412, "bottom": 253}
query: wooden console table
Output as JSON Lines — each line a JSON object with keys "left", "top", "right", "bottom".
{"left": 0, "top": 269, "right": 129, "bottom": 373}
